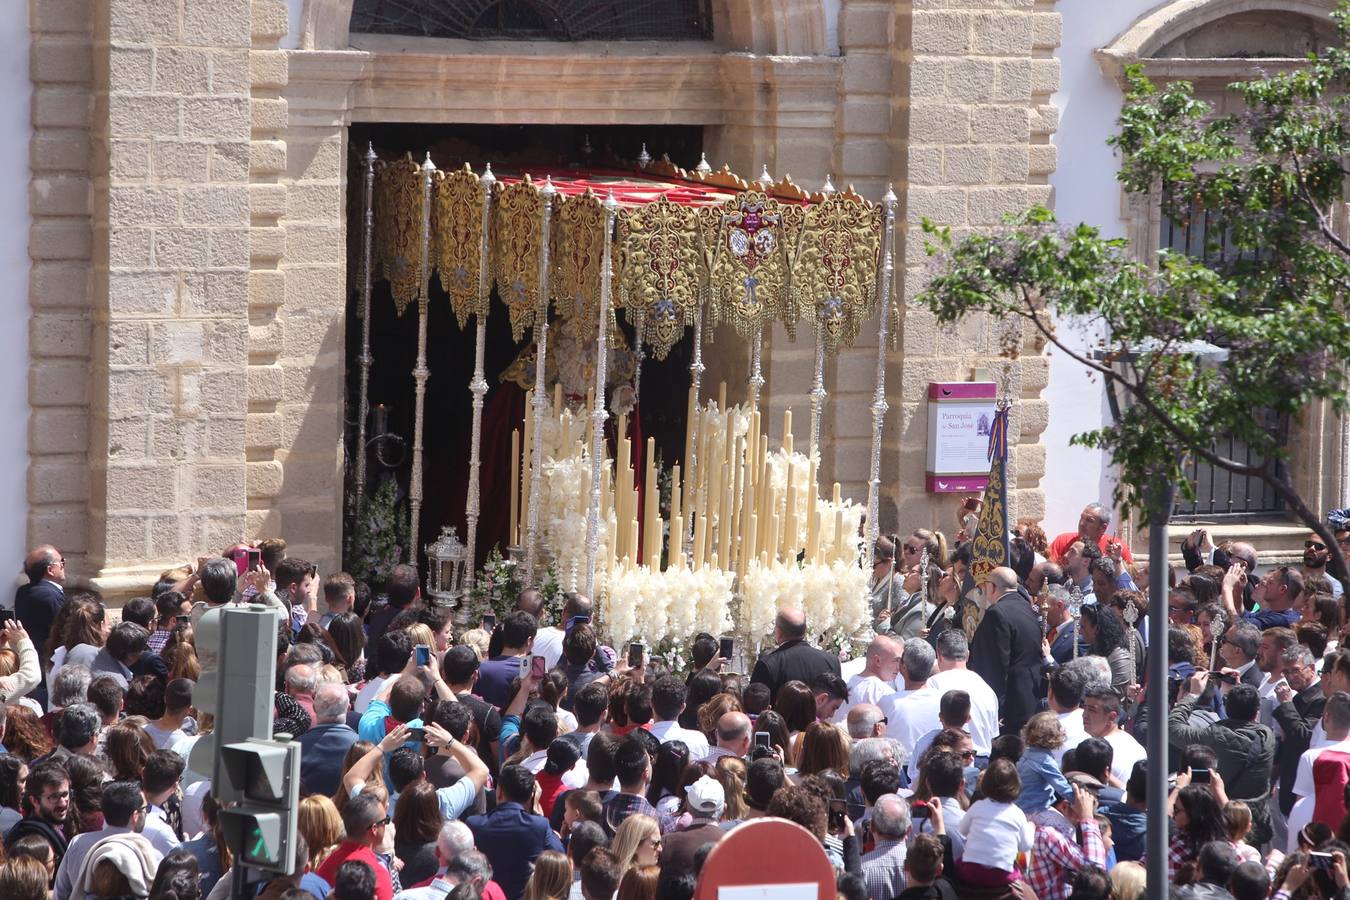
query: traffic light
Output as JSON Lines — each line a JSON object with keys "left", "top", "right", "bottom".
{"left": 190, "top": 604, "right": 280, "bottom": 801}
{"left": 218, "top": 737, "right": 302, "bottom": 874}
{"left": 190, "top": 603, "right": 299, "bottom": 877}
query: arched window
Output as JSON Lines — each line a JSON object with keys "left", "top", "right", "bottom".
{"left": 350, "top": 0, "right": 714, "bottom": 41}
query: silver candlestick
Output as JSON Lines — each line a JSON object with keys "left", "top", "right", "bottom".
{"left": 1067, "top": 583, "right": 1085, "bottom": 660}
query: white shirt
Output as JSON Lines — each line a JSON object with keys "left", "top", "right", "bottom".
{"left": 927, "top": 667, "right": 999, "bottom": 755}
{"left": 649, "top": 719, "right": 711, "bottom": 761}
{"left": 881, "top": 686, "right": 943, "bottom": 758}
{"left": 1054, "top": 708, "right": 1089, "bottom": 765}
{"left": 143, "top": 804, "right": 181, "bottom": 857}
{"left": 1100, "top": 727, "right": 1147, "bottom": 784}
{"left": 522, "top": 748, "right": 549, "bottom": 774}
{"left": 1292, "top": 735, "right": 1347, "bottom": 801}
{"left": 1259, "top": 672, "right": 1288, "bottom": 731}
{"left": 834, "top": 673, "right": 896, "bottom": 724}
{"left": 354, "top": 675, "right": 387, "bottom": 714}
{"left": 957, "top": 799, "right": 1033, "bottom": 871}
{"left": 534, "top": 626, "right": 564, "bottom": 672}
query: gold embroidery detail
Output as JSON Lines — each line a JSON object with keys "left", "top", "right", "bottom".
{"left": 616, "top": 195, "right": 701, "bottom": 360}
{"left": 373, "top": 155, "right": 426, "bottom": 316}
{"left": 793, "top": 194, "right": 883, "bottom": 353}
{"left": 552, "top": 191, "right": 609, "bottom": 341}
{"left": 491, "top": 176, "right": 549, "bottom": 342}
{"left": 433, "top": 164, "right": 486, "bottom": 329}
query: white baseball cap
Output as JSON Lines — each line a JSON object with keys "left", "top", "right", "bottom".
{"left": 684, "top": 774, "right": 726, "bottom": 815}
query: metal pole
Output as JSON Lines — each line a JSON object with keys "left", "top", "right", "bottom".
{"left": 353, "top": 144, "right": 377, "bottom": 528}
{"left": 585, "top": 192, "right": 619, "bottom": 597}
{"left": 748, "top": 323, "right": 764, "bottom": 409}
{"left": 408, "top": 154, "right": 435, "bottom": 563}
{"left": 864, "top": 186, "right": 897, "bottom": 568}
{"left": 462, "top": 164, "right": 496, "bottom": 593}
{"left": 809, "top": 319, "right": 826, "bottom": 459}
{"left": 1146, "top": 479, "right": 1175, "bottom": 894}
{"left": 524, "top": 177, "right": 557, "bottom": 587}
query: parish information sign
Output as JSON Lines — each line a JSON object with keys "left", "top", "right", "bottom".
{"left": 925, "top": 381, "right": 997, "bottom": 493}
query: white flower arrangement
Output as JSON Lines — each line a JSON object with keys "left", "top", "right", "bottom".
{"left": 741, "top": 558, "right": 870, "bottom": 644}
{"left": 602, "top": 563, "right": 734, "bottom": 647}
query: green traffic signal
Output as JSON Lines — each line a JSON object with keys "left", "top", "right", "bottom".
{"left": 249, "top": 825, "right": 268, "bottom": 861}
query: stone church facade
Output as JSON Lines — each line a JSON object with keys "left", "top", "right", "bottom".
{"left": 22, "top": 0, "right": 1345, "bottom": 593}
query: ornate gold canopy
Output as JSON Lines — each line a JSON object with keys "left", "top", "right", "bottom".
{"left": 366, "top": 157, "right": 889, "bottom": 357}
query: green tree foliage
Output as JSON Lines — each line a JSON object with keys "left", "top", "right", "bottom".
{"left": 917, "top": 6, "right": 1350, "bottom": 582}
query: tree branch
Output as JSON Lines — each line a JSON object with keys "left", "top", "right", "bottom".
{"left": 1289, "top": 150, "right": 1350, "bottom": 257}
{"left": 1008, "top": 285, "right": 1267, "bottom": 479}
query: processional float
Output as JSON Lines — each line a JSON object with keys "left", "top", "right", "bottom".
{"left": 352, "top": 149, "right": 901, "bottom": 651}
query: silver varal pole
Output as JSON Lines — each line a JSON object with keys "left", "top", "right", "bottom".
{"left": 462, "top": 164, "right": 496, "bottom": 593}
{"left": 864, "top": 186, "right": 897, "bottom": 567}
{"left": 748, "top": 323, "right": 765, "bottom": 409}
{"left": 809, "top": 318, "right": 826, "bottom": 459}
{"left": 408, "top": 153, "right": 435, "bottom": 563}
{"left": 585, "top": 192, "right": 619, "bottom": 597}
{"left": 686, "top": 300, "right": 706, "bottom": 546}
{"left": 524, "top": 177, "right": 557, "bottom": 587}
{"left": 353, "top": 143, "right": 377, "bottom": 527}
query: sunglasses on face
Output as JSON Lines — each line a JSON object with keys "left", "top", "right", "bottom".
{"left": 1307, "top": 541, "right": 1328, "bottom": 551}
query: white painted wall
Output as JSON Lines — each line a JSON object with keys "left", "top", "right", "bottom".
{"left": 1043, "top": 0, "right": 1154, "bottom": 536}
{"left": 822, "top": 0, "right": 841, "bottom": 55}
{"left": 281, "top": 0, "right": 304, "bottom": 49}
{"left": 1, "top": 5, "right": 30, "bottom": 593}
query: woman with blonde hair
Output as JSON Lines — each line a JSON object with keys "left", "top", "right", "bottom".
{"left": 297, "top": 795, "right": 342, "bottom": 870}
{"left": 609, "top": 814, "right": 661, "bottom": 882}
{"left": 522, "top": 850, "right": 572, "bottom": 900}
{"left": 162, "top": 624, "right": 201, "bottom": 682}
{"left": 331, "top": 741, "right": 385, "bottom": 812}
{"left": 458, "top": 628, "right": 490, "bottom": 662}
{"left": 1109, "top": 860, "right": 1145, "bottom": 900}
{"left": 713, "top": 757, "right": 748, "bottom": 821}
{"left": 797, "top": 721, "right": 850, "bottom": 778}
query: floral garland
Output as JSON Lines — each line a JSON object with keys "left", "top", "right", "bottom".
{"left": 603, "top": 563, "right": 734, "bottom": 648}
{"left": 347, "top": 477, "right": 409, "bottom": 589}
{"left": 467, "top": 548, "right": 564, "bottom": 624}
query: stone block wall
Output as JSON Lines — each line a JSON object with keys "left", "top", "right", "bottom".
{"left": 84, "top": 0, "right": 260, "bottom": 590}
{"left": 888, "top": 0, "right": 1060, "bottom": 531}
{"left": 29, "top": 0, "right": 95, "bottom": 576}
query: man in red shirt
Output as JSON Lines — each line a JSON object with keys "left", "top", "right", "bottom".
{"left": 1049, "top": 504, "right": 1133, "bottom": 566}
{"left": 316, "top": 789, "right": 394, "bottom": 900}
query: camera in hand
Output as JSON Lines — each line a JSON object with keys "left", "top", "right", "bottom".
{"left": 911, "top": 801, "right": 931, "bottom": 820}
{"left": 1310, "top": 852, "right": 1335, "bottom": 870}
{"left": 1208, "top": 670, "right": 1238, "bottom": 685}
{"left": 828, "top": 799, "right": 847, "bottom": 830}
{"left": 1191, "top": 768, "right": 1211, "bottom": 784}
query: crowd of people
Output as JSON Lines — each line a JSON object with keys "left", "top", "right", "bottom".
{"left": 0, "top": 508, "right": 1349, "bottom": 900}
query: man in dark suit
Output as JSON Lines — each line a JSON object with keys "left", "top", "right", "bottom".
{"left": 15, "top": 545, "right": 65, "bottom": 650}
{"left": 1044, "top": 585, "right": 1087, "bottom": 664}
{"left": 467, "top": 764, "right": 564, "bottom": 900}
{"left": 14, "top": 545, "right": 66, "bottom": 708}
{"left": 1272, "top": 644, "right": 1327, "bottom": 817}
{"left": 970, "top": 567, "right": 1044, "bottom": 736}
{"left": 1218, "top": 621, "right": 1265, "bottom": 689}
{"left": 750, "top": 608, "right": 842, "bottom": 702}
{"left": 297, "top": 681, "right": 359, "bottom": 796}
